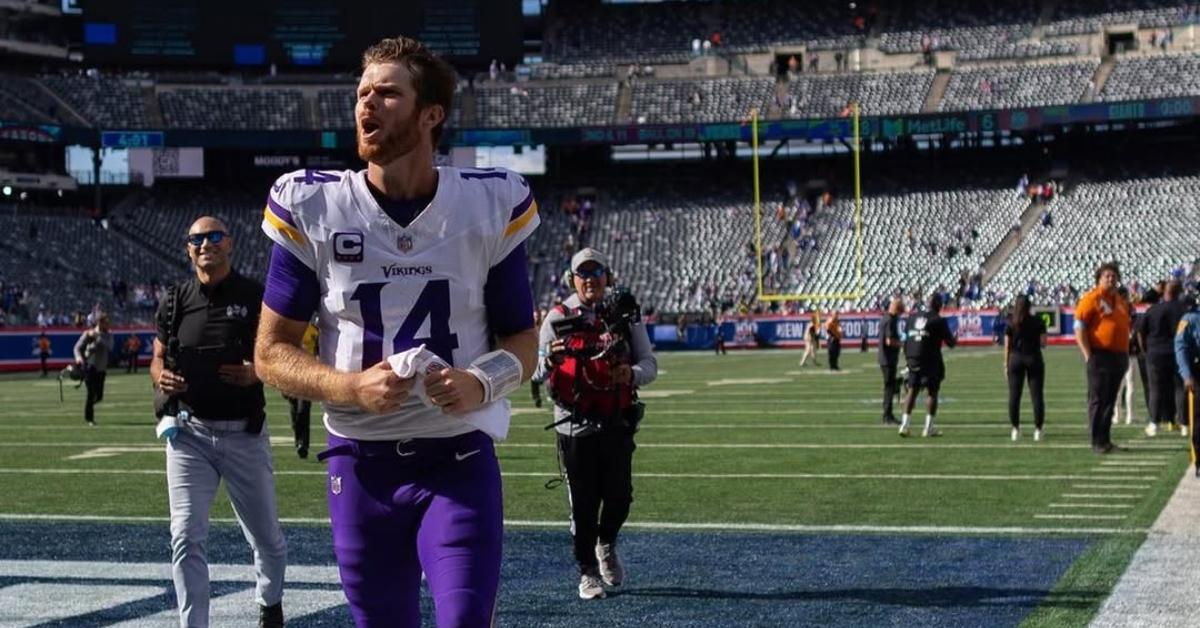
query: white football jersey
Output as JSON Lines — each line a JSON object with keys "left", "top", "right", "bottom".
{"left": 261, "top": 166, "right": 539, "bottom": 441}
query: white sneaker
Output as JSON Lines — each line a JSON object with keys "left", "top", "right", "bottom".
{"left": 922, "top": 427, "right": 942, "bottom": 438}
{"left": 1125, "top": 415, "right": 1132, "bottom": 425}
{"left": 595, "top": 541, "right": 625, "bottom": 587}
{"left": 579, "top": 572, "right": 606, "bottom": 600}
{"left": 1182, "top": 426, "right": 1189, "bottom": 438}
{"left": 1145, "top": 422, "right": 1158, "bottom": 437}
{"left": 1011, "top": 428, "right": 1020, "bottom": 442}
{"left": 898, "top": 424, "right": 910, "bottom": 437}
{"left": 1034, "top": 428, "right": 1043, "bottom": 442}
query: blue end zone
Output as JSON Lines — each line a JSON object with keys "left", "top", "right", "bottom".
{"left": 0, "top": 522, "right": 1094, "bottom": 627}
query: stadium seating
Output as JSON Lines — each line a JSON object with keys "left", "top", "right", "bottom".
{"left": 545, "top": 0, "right": 860, "bottom": 65}
{"left": 0, "top": 75, "right": 68, "bottom": 124}
{"left": 629, "top": 77, "right": 774, "bottom": 124}
{"left": 39, "top": 74, "right": 152, "bottom": 128}
{"left": 939, "top": 59, "right": 1099, "bottom": 111}
{"left": 159, "top": 88, "right": 305, "bottom": 130}
{"left": 528, "top": 63, "right": 615, "bottom": 81}
{"left": 1045, "top": 0, "right": 1195, "bottom": 36}
{"left": 0, "top": 211, "right": 183, "bottom": 322}
{"left": 785, "top": 69, "right": 934, "bottom": 118}
{"left": 475, "top": 83, "right": 619, "bottom": 127}
{"left": 114, "top": 184, "right": 271, "bottom": 283}
{"left": 987, "top": 174, "right": 1200, "bottom": 303}
{"left": 1101, "top": 51, "right": 1200, "bottom": 100}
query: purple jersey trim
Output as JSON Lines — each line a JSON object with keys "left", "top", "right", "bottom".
{"left": 264, "top": 244, "right": 319, "bottom": 322}
{"left": 485, "top": 241, "right": 534, "bottom": 336}
{"left": 266, "top": 195, "right": 297, "bottom": 228}
{"left": 509, "top": 192, "right": 534, "bottom": 221}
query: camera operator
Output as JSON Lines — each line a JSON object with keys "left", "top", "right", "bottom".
{"left": 74, "top": 313, "right": 112, "bottom": 426}
{"left": 535, "top": 248, "right": 657, "bottom": 600}
{"left": 150, "top": 217, "right": 286, "bottom": 628}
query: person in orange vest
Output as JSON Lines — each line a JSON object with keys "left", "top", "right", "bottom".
{"left": 36, "top": 332, "right": 51, "bottom": 377}
{"left": 826, "top": 311, "right": 844, "bottom": 371}
{"left": 124, "top": 334, "right": 143, "bottom": 373}
{"left": 1074, "top": 262, "right": 1133, "bottom": 454}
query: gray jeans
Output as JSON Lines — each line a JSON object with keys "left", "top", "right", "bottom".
{"left": 166, "top": 418, "right": 287, "bottom": 628}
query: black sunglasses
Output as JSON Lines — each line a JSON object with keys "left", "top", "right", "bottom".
{"left": 574, "top": 266, "right": 606, "bottom": 279}
{"left": 186, "top": 231, "right": 227, "bottom": 247}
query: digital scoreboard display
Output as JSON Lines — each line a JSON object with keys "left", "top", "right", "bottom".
{"left": 79, "top": 0, "right": 522, "bottom": 69}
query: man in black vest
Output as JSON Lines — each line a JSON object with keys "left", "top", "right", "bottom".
{"left": 1139, "top": 280, "right": 1189, "bottom": 437}
{"left": 151, "top": 216, "right": 286, "bottom": 628}
{"left": 879, "top": 296, "right": 904, "bottom": 425}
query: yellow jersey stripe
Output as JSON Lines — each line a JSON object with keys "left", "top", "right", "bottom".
{"left": 263, "top": 206, "right": 305, "bottom": 244}
{"left": 504, "top": 200, "right": 538, "bottom": 238}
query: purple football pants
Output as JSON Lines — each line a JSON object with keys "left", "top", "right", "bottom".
{"left": 321, "top": 430, "right": 502, "bottom": 627}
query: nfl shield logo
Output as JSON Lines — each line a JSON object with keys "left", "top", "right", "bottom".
{"left": 330, "top": 475, "right": 342, "bottom": 495}
{"left": 397, "top": 234, "right": 414, "bottom": 253}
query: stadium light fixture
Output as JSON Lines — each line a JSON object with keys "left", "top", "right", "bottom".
{"left": 1, "top": 186, "right": 10, "bottom": 197}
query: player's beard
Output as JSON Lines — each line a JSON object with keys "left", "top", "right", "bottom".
{"left": 357, "top": 108, "right": 423, "bottom": 166}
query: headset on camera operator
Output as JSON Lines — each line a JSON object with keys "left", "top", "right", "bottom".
{"left": 534, "top": 247, "right": 657, "bottom": 600}
{"left": 150, "top": 216, "right": 286, "bottom": 628}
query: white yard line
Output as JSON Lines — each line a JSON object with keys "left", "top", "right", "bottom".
{"left": 1048, "top": 503, "right": 1134, "bottom": 509}
{"left": 1033, "top": 514, "right": 1127, "bottom": 520}
{"left": 1061, "top": 494, "right": 1142, "bottom": 500}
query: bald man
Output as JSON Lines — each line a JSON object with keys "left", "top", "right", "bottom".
{"left": 878, "top": 297, "right": 905, "bottom": 425}
{"left": 151, "top": 216, "right": 287, "bottom": 627}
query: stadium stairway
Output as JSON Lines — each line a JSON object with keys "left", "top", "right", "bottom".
{"left": 980, "top": 196, "right": 1041, "bottom": 287}
{"left": 1086, "top": 58, "right": 1118, "bottom": 104}
{"left": 30, "top": 78, "right": 89, "bottom": 127}
{"left": 616, "top": 81, "right": 632, "bottom": 123}
{"left": 921, "top": 69, "right": 951, "bottom": 113}
{"left": 108, "top": 191, "right": 188, "bottom": 275}
{"left": 141, "top": 86, "right": 164, "bottom": 128}
{"left": 1030, "top": 0, "right": 1061, "bottom": 40}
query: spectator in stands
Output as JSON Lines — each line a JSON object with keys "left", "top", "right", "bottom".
{"left": 74, "top": 313, "right": 112, "bottom": 426}
{"left": 489, "top": 59, "right": 499, "bottom": 81}
{"left": 1075, "top": 262, "right": 1132, "bottom": 454}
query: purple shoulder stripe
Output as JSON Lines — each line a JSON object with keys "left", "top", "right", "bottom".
{"left": 264, "top": 244, "right": 319, "bottom": 322}
{"left": 267, "top": 195, "right": 298, "bottom": 228}
{"left": 508, "top": 192, "right": 534, "bottom": 221}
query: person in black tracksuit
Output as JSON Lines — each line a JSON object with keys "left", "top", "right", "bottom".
{"left": 898, "top": 294, "right": 957, "bottom": 437}
{"left": 879, "top": 296, "right": 904, "bottom": 425}
{"left": 1139, "top": 280, "right": 1189, "bottom": 436}
{"left": 1004, "top": 295, "right": 1047, "bottom": 441}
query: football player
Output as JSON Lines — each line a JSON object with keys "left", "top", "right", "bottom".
{"left": 254, "top": 36, "right": 539, "bottom": 627}
{"left": 899, "top": 294, "right": 957, "bottom": 437}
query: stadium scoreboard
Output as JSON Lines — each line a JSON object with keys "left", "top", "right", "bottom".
{"left": 79, "top": 0, "right": 522, "bottom": 69}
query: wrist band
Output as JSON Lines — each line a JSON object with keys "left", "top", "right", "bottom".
{"left": 468, "top": 349, "right": 524, "bottom": 403}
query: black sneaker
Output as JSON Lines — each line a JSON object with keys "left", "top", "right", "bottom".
{"left": 534, "top": 397, "right": 542, "bottom": 408}
{"left": 297, "top": 448, "right": 308, "bottom": 460}
{"left": 882, "top": 416, "right": 899, "bottom": 425}
{"left": 259, "top": 602, "right": 284, "bottom": 628}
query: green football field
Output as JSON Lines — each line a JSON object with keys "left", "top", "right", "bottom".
{"left": 0, "top": 345, "right": 1189, "bottom": 626}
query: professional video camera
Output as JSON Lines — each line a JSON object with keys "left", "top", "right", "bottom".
{"left": 550, "top": 287, "right": 642, "bottom": 359}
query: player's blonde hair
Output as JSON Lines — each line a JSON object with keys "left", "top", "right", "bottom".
{"left": 361, "top": 36, "right": 456, "bottom": 145}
